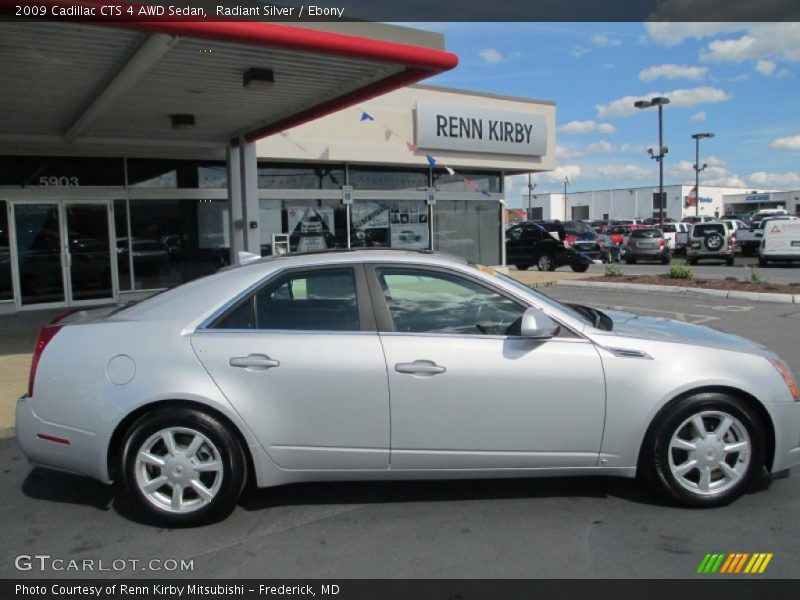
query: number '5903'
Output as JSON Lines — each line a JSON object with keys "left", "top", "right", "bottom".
{"left": 39, "top": 176, "right": 80, "bottom": 187}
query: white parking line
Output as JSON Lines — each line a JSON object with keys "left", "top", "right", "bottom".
{"left": 695, "top": 304, "right": 754, "bottom": 313}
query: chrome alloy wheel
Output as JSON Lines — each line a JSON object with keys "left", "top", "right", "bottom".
{"left": 134, "top": 427, "right": 223, "bottom": 514}
{"left": 668, "top": 411, "right": 751, "bottom": 496}
{"left": 537, "top": 254, "right": 553, "bottom": 271}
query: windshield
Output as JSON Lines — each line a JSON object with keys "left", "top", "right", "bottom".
{"left": 632, "top": 229, "right": 662, "bottom": 238}
{"left": 493, "top": 271, "right": 593, "bottom": 326}
{"left": 563, "top": 221, "right": 596, "bottom": 240}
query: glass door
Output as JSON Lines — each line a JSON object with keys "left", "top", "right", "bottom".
{"left": 12, "top": 202, "right": 66, "bottom": 306}
{"left": 63, "top": 201, "right": 115, "bottom": 304}
{"left": 11, "top": 200, "right": 116, "bottom": 308}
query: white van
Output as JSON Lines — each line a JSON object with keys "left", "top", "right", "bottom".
{"left": 759, "top": 217, "right": 800, "bottom": 266}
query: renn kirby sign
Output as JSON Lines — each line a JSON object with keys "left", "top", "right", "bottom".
{"left": 415, "top": 102, "right": 547, "bottom": 157}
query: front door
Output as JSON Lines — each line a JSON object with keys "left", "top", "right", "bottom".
{"left": 368, "top": 265, "right": 606, "bottom": 470}
{"left": 10, "top": 200, "right": 116, "bottom": 308}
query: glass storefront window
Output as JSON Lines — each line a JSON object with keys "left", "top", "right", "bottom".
{"left": 114, "top": 199, "right": 132, "bottom": 292}
{"left": 433, "top": 170, "right": 501, "bottom": 194}
{"left": 434, "top": 200, "right": 501, "bottom": 265}
{"left": 127, "top": 159, "right": 227, "bottom": 189}
{"left": 0, "top": 201, "right": 12, "bottom": 300}
{"left": 350, "top": 200, "right": 429, "bottom": 250}
{"left": 257, "top": 164, "right": 345, "bottom": 190}
{"left": 347, "top": 166, "right": 429, "bottom": 191}
{"left": 0, "top": 156, "right": 124, "bottom": 188}
{"left": 127, "top": 199, "right": 230, "bottom": 290}
{"left": 259, "top": 199, "right": 348, "bottom": 255}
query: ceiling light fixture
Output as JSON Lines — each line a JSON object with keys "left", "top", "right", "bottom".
{"left": 243, "top": 68, "right": 275, "bottom": 91}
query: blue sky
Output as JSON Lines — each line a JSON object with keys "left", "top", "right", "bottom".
{"left": 418, "top": 23, "right": 800, "bottom": 207}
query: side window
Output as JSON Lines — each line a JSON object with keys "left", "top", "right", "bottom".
{"left": 213, "top": 268, "right": 359, "bottom": 331}
{"left": 520, "top": 227, "right": 541, "bottom": 242}
{"left": 376, "top": 268, "right": 526, "bottom": 336}
{"left": 506, "top": 226, "right": 522, "bottom": 242}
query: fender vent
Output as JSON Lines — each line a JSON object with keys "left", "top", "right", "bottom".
{"left": 606, "top": 347, "right": 653, "bottom": 360}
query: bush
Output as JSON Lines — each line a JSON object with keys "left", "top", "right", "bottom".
{"left": 668, "top": 259, "right": 693, "bottom": 280}
{"left": 605, "top": 263, "right": 624, "bottom": 277}
{"left": 748, "top": 268, "right": 767, "bottom": 285}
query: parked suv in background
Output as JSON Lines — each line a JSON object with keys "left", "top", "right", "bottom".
{"left": 536, "top": 220, "right": 603, "bottom": 263}
{"left": 625, "top": 229, "right": 670, "bottom": 264}
{"left": 506, "top": 222, "right": 594, "bottom": 272}
{"left": 686, "top": 222, "right": 734, "bottom": 265}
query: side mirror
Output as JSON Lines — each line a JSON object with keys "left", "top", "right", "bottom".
{"left": 520, "top": 307, "right": 560, "bottom": 339}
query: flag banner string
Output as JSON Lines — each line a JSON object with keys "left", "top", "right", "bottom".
{"left": 357, "top": 108, "right": 495, "bottom": 199}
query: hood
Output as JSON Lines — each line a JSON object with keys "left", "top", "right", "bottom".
{"left": 598, "top": 309, "right": 770, "bottom": 356}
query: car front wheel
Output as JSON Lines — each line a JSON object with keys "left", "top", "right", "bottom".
{"left": 120, "top": 407, "right": 246, "bottom": 526}
{"left": 643, "top": 393, "right": 765, "bottom": 507}
{"left": 537, "top": 254, "right": 555, "bottom": 271}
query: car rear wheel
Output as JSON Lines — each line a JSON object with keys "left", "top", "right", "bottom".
{"left": 726, "top": 257, "right": 735, "bottom": 266}
{"left": 120, "top": 407, "right": 246, "bottom": 526}
{"left": 642, "top": 393, "right": 765, "bottom": 507}
{"left": 537, "top": 254, "right": 555, "bottom": 271}
{"left": 758, "top": 256, "right": 768, "bottom": 267}
{"left": 571, "top": 264, "right": 589, "bottom": 272}
{"left": 515, "top": 263, "right": 530, "bottom": 271}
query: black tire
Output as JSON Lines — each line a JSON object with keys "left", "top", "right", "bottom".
{"left": 726, "top": 257, "right": 735, "bottom": 266}
{"left": 661, "top": 255, "right": 670, "bottom": 265}
{"left": 688, "top": 258, "right": 698, "bottom": 266}
{"left": 742, "top": 246, "right": 754, "bottom": 257}
{"left": 515, "top": 264, "right": 530, "bottom": 271}
{"left": 625, "top": 257, "right": 636, "bottom": 265}
{"left": 120, "top": 407, "right": 246, "bottom": 526}
{"left": 571, "top": 264, "right": 589, "bottom": 273}
{"left": 641, "top": 392, "right": 766, "bottom": 507}
{"left": 758, "top": 256, "right": 768, "bottom": 267}
{"left": 537, "top": 254, "right": 556, "bottom": 272}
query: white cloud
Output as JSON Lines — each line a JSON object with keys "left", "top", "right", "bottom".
{"left": 668, "top": 156, "right": 747, "bottom": 187}
{"left": 586, "top": 140, "right": 615, "bottom": 153}
{"left": 541, "top": 165, "right": 581, "bottom": 184}
{"left": 558, "top": 120, "right": 597, "bottom": 134}
{"left": 557, "top": 120, "right": 616, "bottom": 134}
{"left": 690, "top": 111, "right": 707, "bottom": 122}
{"left": 771, "top": 135, "right": 800, "bottom": 151}
{"left": 479, "top": 48, "right": 505, "bottom": 64}
{"left": 571, "top": 46, "right": 589, "bottom": 58}
{"left": 596, "top": 87, "right": 731, "bottom": 119}
{"left": 748, "top": 171, "right": 800, "bottom": 188}
{"left": 644, "top": 22, "right": 743, "bottom": 47}
{"left": 755, "top": 59, "right": 776, "bottom": 76}
{"left": 699, "top": 24, "right": 800, "bottom": 63}
{"left": 592, "top": 34, "right": 622, "bottom": 48}
{"left": 556, "top": 145, "right": 584, "bottom": 159}
{"left": 596, "top": 164, "right": 652, "bottom": 180}
{"left": 639, "top": 64, "right": 708, "bottom": 82}
{"left": 619, "top": 143, "right": 650, "bottom": 153}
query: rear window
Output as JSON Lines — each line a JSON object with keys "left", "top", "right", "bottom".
{"left": 662, "top": 224, "right": 676, "bottom": 233}
{"left": 693, "top": 224, "right": 725, "bottom": 236}
{"left": 631, "top": 229, "right": 662, "bottom": 238}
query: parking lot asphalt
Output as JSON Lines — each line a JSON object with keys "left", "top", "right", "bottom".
{"left": 1, "top": 288, "right": 799, "bottom": 579}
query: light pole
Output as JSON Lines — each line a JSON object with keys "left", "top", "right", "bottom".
{"left": 634, "top": 96, "right": 670, "bottom": 227}
{"left": 692, "top": 132, "right": 715, "bottom": 217}
{"left": 527, "top": 173, "right": 536, "bottom": 220}
{"left": 563, "top": 175, "right": 569, "bottom": 220}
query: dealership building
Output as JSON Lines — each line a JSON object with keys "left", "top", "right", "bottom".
{"left": 0, "top": 18, "right": 555, "bottom": 313}
{"left": 526, "top": 185, "right": 800, "bottom": 222}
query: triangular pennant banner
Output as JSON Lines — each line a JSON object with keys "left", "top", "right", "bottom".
{"left": 463, "top": 178, "right": 477, "bottom": 188}
{"left": 425, "top": 154, "right": 437, "bottom": 167}
{"left": 480, "top": 189, "right": 492, "bottom": 198}
{"left": 406, "top": 142, "right": 418, "bottom": 152}
{"left": 445, "top": 167, "right": 455, "bottom": 176}
{"left": 360, "top": 111, "right": 374, "bottom": 122}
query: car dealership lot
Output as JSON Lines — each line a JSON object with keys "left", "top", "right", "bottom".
{"left": 1, "top": 287, "right": 799, "bottom": 579}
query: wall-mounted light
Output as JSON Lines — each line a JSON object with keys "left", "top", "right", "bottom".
{"left": 243, "top": 68, "right": 275, "bottom": 91}
{"left": 171, "top": 114, "right": 196, "bottom": 130}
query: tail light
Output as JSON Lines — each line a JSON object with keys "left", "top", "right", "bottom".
{"left": 28, "top": 325, "right": 62, "bottom": 398}
{"left": 728, "top": 236, "right": 733, "bottom": 248}
{"left": 659, "top": 239, "right": 665, "bottom": 248}
{"left": 563, "top": 235, "right": 577, "bottom": 248}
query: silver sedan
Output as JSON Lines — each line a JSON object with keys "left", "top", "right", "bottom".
{"left": 16, "top": 250, "right": 800, "bottom": 525}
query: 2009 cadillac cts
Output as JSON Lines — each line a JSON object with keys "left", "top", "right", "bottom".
{"left": 16, "top": 250, "right": 800, "bottom": 525}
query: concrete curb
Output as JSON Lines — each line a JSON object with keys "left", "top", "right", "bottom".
{"left": 556, "top": 279, "right": 799, "bottom": 304}
{"left": 0, "top": 427, "right": 15, "bottom": 440}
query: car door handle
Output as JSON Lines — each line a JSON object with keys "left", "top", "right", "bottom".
{"left": 229, "top": 354, "right": 280, "bottom": 371}
{"left": 395, "top": 360, "right": 446, "bottom": 376}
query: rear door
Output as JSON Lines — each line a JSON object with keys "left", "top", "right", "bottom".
{"left": 191, "top": 264, "right": 390, "bottom": 470}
